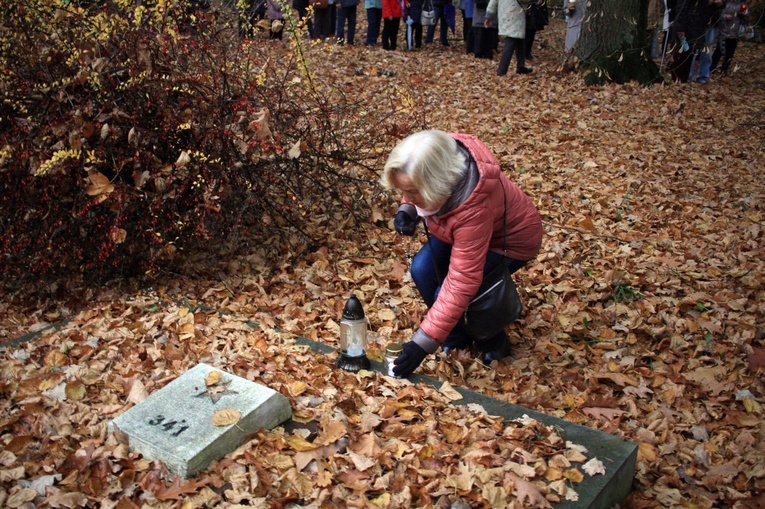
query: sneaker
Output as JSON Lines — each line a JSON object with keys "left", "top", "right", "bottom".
{"left": 516, "top": 66, "right": 533, "bottom": 74}
{"left": 696, "top": 77, "right": 708, "bottom": 84}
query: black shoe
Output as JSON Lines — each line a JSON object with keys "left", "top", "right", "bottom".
{"left": 516, "top": 66, "right": 533, "bottom": 74}
{"left": 478, "top": 335, "right": 511, "bottom": 364}
{"left": 442, "top": 336, "right": 473, "bottom": 354}
{"left": 526, "top": 54, "right": 534, "bottom": 61}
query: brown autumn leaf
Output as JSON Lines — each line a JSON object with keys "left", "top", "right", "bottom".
{"left": 85, "top": 171, "right": 114, "bottom": 196}
{"left": 747, "top": 348, "right": 765, "bottom": 374}
{"left": 211, "top": 408, "right": 241, "bottom": 427}
{"left": 109, "top": 227, "right": 127, "bottom": 244}
{"left": 152, "top": 477, "right": 210, "bottom": 501}
{"left": 44, "top": 491, "right": 88, "bottom": 508}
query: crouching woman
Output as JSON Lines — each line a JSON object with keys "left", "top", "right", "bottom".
{"left": 380, "top": 130, "right": 543, "bottom": 377}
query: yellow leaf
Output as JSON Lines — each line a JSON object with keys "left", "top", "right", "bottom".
{"left": 211, "top": 408, "right": 241, "bottom": 427}
{"left": 287, "top": 434, "right": 320, "bottom": 452}
{"left": 743, "top": 398, "right": 762, "bottom": 414}
{"left": 544, "top": 467, "right": 564, "bottom": 481}
{"left": 205, "top": 371, "right": 222, "bottom": 386}
{"left": 638, "top": 441, "right": 657, "bottom": 462}
{"left": 371, "top": 493, "right": 391, "bottom": 507}
{"left": 65, "top": 380, "right": 86, "bottom": 400}
{"left": 288, "top": 381, "right": 308, "bottom": 396}
{"left": 563, "top": 468, "right": 584, "bottom": 483}
{"left": 376, "top": 308, "right": 396, "bottom": 321}
{"left": 178, "top": 322, "right": 195, "bottom": 335}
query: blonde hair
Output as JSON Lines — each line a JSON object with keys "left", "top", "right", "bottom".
{"left": 380, "top": 130, "right": 466, "bottom": 208}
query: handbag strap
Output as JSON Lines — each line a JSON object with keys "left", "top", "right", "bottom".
{"left": 423, "top": 175, "right": 508, "bottom": 282}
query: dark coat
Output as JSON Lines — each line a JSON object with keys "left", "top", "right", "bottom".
{"left": 674, "top": 0, "right": 722, "bottom": 44}
{"left": 407, "top": 0, "right": 424, "bottom": 23}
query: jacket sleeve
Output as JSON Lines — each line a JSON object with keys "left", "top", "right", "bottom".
{"left": 419, "top": 205, "right": 494, "bottom": 343}
{"left": 486, "top": 0, "right": 498, "bottom": 19}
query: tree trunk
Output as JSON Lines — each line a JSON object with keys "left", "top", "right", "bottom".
{"left": 574, "top": 0, "right": 661, "bottom": 85}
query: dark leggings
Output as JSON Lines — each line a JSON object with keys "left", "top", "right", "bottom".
{"left": 711, "top": 38, "right": 738, "bottom": 73}
{"left": 497, "top": 36, "right": 526, "bottom": 75}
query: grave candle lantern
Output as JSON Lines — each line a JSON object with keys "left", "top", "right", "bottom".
{"left": 337, "top": 294, "right": 370, "bottom": 372}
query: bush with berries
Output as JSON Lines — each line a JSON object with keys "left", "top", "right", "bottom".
{"left": 0, "top": 0, "right": 425, "bottom": 295}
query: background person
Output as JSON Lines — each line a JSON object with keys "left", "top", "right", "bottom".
{"left": 485, "top": 0, "right": 532, "bottom": 75}
{"left": 425, "top": 0, "right": 452, "bottom": 46}
{"left": 335, "top": 0, "right": 360, "bottom": 44}
{"left": 711, "top": 0, "right": 750, "bottom": 75}
{"left": 365, "top": 0, "right": 384, "bottom": 46}
{"left": 380, "top": 130, "right": 543, "bottom": 378}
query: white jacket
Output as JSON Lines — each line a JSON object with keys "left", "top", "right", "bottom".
{"left": 485, "top": 0, "right": 525, "bottom": 38}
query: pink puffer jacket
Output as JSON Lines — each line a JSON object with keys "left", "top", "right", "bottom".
{"left": 418, "top": 133, "right": 543, "bottom": 344}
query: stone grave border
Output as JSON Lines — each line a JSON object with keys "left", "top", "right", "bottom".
{"left": 1, "top": 304, "right": 637, "bottom": 508}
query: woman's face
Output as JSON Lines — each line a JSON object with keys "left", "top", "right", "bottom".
{"left": 390, "top": 171, "right": 428, "bottom": 208}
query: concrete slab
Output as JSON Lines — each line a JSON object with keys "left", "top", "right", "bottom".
{"left": 292, "top": 335, "right": 637, "bottom": 509}
{"left": 111, "top": 363, "right": 291, "bottom": 478}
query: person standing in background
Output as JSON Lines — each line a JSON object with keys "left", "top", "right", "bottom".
{"left": 382, "top": 0, "right": 404, "bottom": 49}
{"left": 524, "top": 0, "right": 548, "bottom": 61}
{"left": 711, "top": 0, "right": 750, "bottom": 75}
{"left": 485, "top": 0, "right": 532, "bottom": 75}
{"left": 425, "top": 0, "right": 452, "bottom": 46}
{"left": 336, "top": 0, "right": 360, "bottom": 44}
{"left": 365, "top": 0, "right": 384, "bottom": 45}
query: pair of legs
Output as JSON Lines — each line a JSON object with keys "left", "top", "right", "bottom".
{"left": 407, "top": 22, "right": 423, "bottom": 49}
{"left": 497, "top": 36, "right": 530, "bottom": 75}
{"left": 472, "top": 26, "right": 497, "bottom": 59}
{"left": 336, "top": 5, "right": 357, "bottom": 44}
{"left": 711, "top": 37, "right": 739, "bottom": 74}
{"left": 424, "top": 4, "right": 450, "bottom": 46}
{"left": 382, "top": 18, "right": 401, "bottom": 50}
{"left": 411, "top": 236, "right": 526, "bottom": 360}
{"left": 689, "top": 28, "right": 717, "bottom": 83}
{"left": 365, "top": 8, "right": 382, "bottom": 46}
{"left": 313, "top": 8, "right": 333, "bottom": 39}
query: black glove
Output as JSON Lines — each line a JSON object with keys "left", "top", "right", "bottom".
{"left": 393, "top": 341, "right": 428, "bottom": 378}
{"left": 394, "top": 210, "right": 418, "bottom": 236}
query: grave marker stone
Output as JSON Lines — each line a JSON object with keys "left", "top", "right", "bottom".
{"left": 112, "top": 363, "right": 291, "bottom": 478}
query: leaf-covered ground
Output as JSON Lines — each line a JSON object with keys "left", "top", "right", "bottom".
{"left": 1, "top": 16, "right": 764, "bottom": 509}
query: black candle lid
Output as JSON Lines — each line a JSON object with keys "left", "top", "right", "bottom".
{"left": 342, "top": 294, "right": 365, "bottom": 320}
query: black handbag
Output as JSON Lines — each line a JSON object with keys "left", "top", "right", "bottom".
{"left": 424, "top": 183, "right": 522, "bottom": 342}
{"left": 461, "top": 257, "right": 522, "bottom": 341}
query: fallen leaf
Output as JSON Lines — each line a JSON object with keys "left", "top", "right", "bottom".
{"left": 153, "top": 477, "right": 209, "bottom": 501}
{"left": 65, "top": 380, "right": 86, "bottom": 400}
{"left": 288, "top": 139, "right": 302, "bottom": 159}
{"left": 211, "top": 408, "right": 241, "bottom": 427}
{"left": 438, "top": 381, "right": 463, "bottom": 401}
{"left": 85, "top": 171, "right": 114, "bottom": 196}
{"left": 205, "top": 371, "right": 222, "bottom": 386}
{"left": 582, "top": 457, "right": 606, "bottom": 475}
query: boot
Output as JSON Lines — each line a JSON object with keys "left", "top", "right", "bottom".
{"left": 477, "top": 332, "right": 512, "bottom": 364}
{"left": 442, "top": 334, "right": 473, "bottom": 354}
